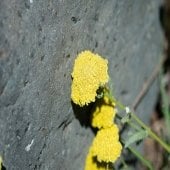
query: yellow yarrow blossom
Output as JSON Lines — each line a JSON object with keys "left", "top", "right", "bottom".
{"left": 91, "top": 96, "right": 116, "bottom": 129}
{"left": 91, "top": 125, "right": 122, "bottom": 163}
{"left": 71, "top": 51, "right": 109, "bottom": 106}
{"left": 85, "top": 148, "right": 112, "bottom": 170}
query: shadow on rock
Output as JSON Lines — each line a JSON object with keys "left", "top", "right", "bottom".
{"left": 71, "top": 101, "right": 94, "bottom": 127}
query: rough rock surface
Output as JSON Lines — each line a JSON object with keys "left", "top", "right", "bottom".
{"left": 0, "top": 0, "right": 162, "bottom": 170}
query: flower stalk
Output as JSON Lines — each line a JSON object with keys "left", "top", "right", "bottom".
{"left": 109, "top": 94, "right": 170, "bottom": 153}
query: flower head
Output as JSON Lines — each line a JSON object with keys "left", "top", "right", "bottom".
{"left": 91, "top": 125, "right": 122, "bottom": 163}
{"left": 85, "top": 148, "right": 112, "bottom": 170}
{"left": 71, "top": 51, "right": 109, "bottom": 106}
{"left": 91, "top": 96, "right": 116, "bottom": 129}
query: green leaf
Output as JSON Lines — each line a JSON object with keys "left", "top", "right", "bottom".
{"left": 125, "top": 130, "right": 148, "bottom": 148}
{"left": 121, "top": 113, "right": 131, "bottom": 124}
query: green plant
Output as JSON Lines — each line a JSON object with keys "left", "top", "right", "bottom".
{"left": 71, "top": 51, "right": 170, "bottom": 170}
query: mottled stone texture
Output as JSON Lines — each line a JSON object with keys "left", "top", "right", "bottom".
{"left": 0, "top": 0, "right": 162, "bottom": 170}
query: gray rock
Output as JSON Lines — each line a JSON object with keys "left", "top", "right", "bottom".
{"left": 0, "top": 0, "right": 163, "bottom": 170}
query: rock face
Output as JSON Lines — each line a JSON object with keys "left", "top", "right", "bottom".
{"left": 0, "top": 0, "right": 163, "bottom": 170}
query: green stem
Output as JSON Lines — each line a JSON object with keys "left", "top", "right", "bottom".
{"left": 121, "top": 139, "right": 153, "bottom": 169}
{"left": 128, "top": 121, "right": 142, "bottom": 131}
{"left": 116, "top": 113, "right": 142, "bottom": 131}
{"left": 131, "top": 111, "right": 170, "bottom": 153}
{"left": 128, "top": 146, "right": 153, "bottom": 170}
{"left": 106, "top": 93, "right": 170, "bottom": 153}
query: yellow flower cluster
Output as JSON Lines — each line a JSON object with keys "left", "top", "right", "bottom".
{"left": 84, "top": 148, "right": 107, "bottom": 170}
{"left": 71, "top": 51, "right": 109, "bottom": 106}
{"left": 85, "top": 96, "right": 122, "bottom": 170}
{"left": 91, "top": 96, "right": 116, "bottom": 129}
{"left": 85, "top": 126, "right": 122, "bottom": 170}
{"left": 70, "top": 50, "right": 122, "bottom": 170}
{"left": 91, "top": 125, "right": 122, "bottom": 163}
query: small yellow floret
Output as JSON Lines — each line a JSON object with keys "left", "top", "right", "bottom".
{"left": 71, "top": 50, "right": 109, "bottom": 106}
{"left": 91, "top": 96, "right": 116, "bottom": 129}
{"left": 84, "top": 148, "right": 112, "bottom": 170}
{"left": 91, "top": 125, "right": 122, "bottom": 163}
